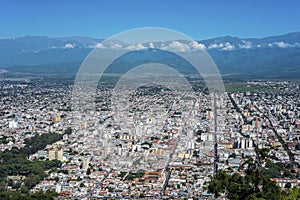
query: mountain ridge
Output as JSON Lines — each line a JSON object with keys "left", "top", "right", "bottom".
{"left": 0, "top": 32, "right": 299, "bottom": 79}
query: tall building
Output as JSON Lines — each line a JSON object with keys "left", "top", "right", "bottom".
{"left": 8, "top": 119, "right": 18, "bottom": 129}
{"left": 48, "top": 145, "right": 64, "bottom": 161}
{"left": 56, "top": 146, "right": 63, "bottom": 161}
{"left": 48, "top": 147, "right": 56, "bottom": 160}
{"left": 82, "top": 159, "right": 89, "bottom": 171}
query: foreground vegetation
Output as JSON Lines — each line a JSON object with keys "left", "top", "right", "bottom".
{"left": 0, "top": 132, "right": 65, "bottom": 196}
{"left": 0, "top": 190, "right": 58, "bottom": 200}
{"left": 208, "top": 159, "right": 300, "bottom": 200}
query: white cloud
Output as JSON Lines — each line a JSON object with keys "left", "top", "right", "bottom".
{"left": 208, "top": 43, "right": 224, "bottom": 49}
{"left": 208, "top": 44, "right": 217, "bottom": 49}
{"left": 292, "top": 43, "right": 300, "bottom": 47}
{"left": 208, "top": 42, "right": 235, "bottom": 50}
{"left": 94, "top": 43, "right": 106, "bottom": 49}
{"left": 264, "top": 42, "right": 300, "bottom": 48}
{"left": 274, "top": 41, "right": 287, "bottom": 48}
{"left": 161, "top": 41, "right": 191, "bottom": 52}
{"left": 111, "top": 43, "right": 123, "bottom": 49}
{"left": 267, "top": 41, "right": 299, "bottom": 48}
{"left": 190, "top": 41, "right": 206, "bottom": 50}
{"left": 221, "top": 42, "right": 235, "bottom": 50}
{"left": 148, "top": 42, "right": 155, "bottom": 49}
{"left": 274, "top": 41, "right": 290, "bottom": 48}
{"left": 239, "top": 40, "right": 252, "bottom": 49}
{"left": 126, "top": 43, "right": 146, "bottom": 50}
{"left": 63, "top": 43, "right": 75, "bottom": 49}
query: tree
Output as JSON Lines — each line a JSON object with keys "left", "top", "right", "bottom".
{"left": 25, "top": 174, "right": 40, "bottom": 189}
{"left": 192, "top": 150, "right": 199, "bottom": 158}
{"left": 20, "top": 185, "right": 29, "bottom": 193}
{"left": 196, "top": 130, "right": 203, "bottom": 136}
{"left": 282, "top": 187, "right": 300, "bottom": 200}
{"left": 285, "top": 182, "right": 292, "bottom": 189}
{"left": 86, "top": 168, "right": 91, "bottom": 175}
{"left": 229, "top": 153, "right": 236, "bottom": 159}
{"left": 108, "top": 187, "right": 113, "bottom": 192}
{"left": 208, "top": 168, "right": 283, "bottom": 199}
{"left": 0, "top": 189, "right": 58, "bottom": 199}
{"left": 64, "top": 127, "right": 72, "bottom": 135}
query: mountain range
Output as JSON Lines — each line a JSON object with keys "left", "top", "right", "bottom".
{"left": 0, "top": 32, "right": 299, "bottom": 79}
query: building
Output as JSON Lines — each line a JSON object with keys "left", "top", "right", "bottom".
{"left": 48, "top": 148, "right": 56, "bottom": 160}
{"left": 48, "top": 145, "right": 64, "bottom": 161}
{"left": 52, "top": 116, "right": 61, "bottom": 123}
{"left": 270, "top": 178, "right": 300, "bottom": 188}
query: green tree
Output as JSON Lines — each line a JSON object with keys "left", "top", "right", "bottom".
{"left": 208, "top": 167, "right": 282, "bottom": 200}
{"left": 64, "top": 127, "right": 72, "bottom": 135}
{"left": 282, "top": 188, "right": 300, "bottom": 200}
{"left": 86, "top": 168, "right": 91, "bottom": 175}
{"left": 20, "top": 185, "right": 29, "bottom": 193}
{"left": 285, "top": 182, "right": 292, "bottom": 189}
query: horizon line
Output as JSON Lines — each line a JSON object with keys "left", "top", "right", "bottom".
{"left": 0, "top": 31, "right": 299, "bottom": 41}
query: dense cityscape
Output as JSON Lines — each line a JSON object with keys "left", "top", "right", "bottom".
{"left": 0, "top": 76, "right": 299, "bottom": 199}
{"left": 1, "top": 1, "right": 300, "bottom": 199}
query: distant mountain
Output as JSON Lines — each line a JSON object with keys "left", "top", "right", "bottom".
{"left": 0, "top": 36, "right": 103, "bottom": 66}
{"left": 200, "top": 32, "right": 300, "bottom": 50}
{"left": 0, "top": 33, "right": 299, "bottom": 79}
{"left": 199, "top": 32, "right": 300, "bottom": 78}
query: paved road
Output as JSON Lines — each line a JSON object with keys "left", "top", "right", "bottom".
{"left": 228, "top": 93, "right": 262, "bottom": 167}
{"left": 160, "top": 126, "right": 185, "bottom": 196}
{"left": 88, "top": 168, "right": 112, "bottom": 198}
{"left": 161, "top": 99, "right": 186, "bottom": 196}
{"left": 212, "top": 92, "right": 219, "bottom": 174}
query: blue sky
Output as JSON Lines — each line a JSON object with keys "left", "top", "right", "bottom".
{"left": 0, "top": 0, "right": 299, "bottom": 39}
